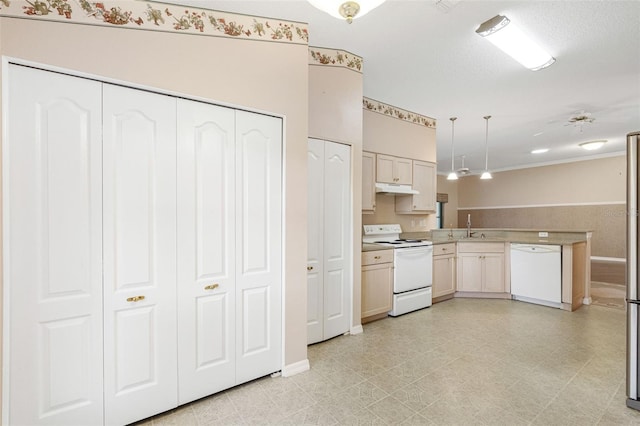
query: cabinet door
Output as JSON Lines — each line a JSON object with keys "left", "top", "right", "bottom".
{"left": 457, "top": 253, "right": 482, "bottom": 292}
{"left": 433, "top": 255, "right": 456, "bottom": 298}
{"left": 362, "top": 151, "right": 376, "bottom": 212}
{"left": 176, "top": 100, "right": 236, "bottom": 404}
{"left": 362, "top": 263, "right": 393, "bottom": 318}
{"left": 6, "top": 65, "right": 104, "bottom": 426}
{"left": 307, "top": 138, "right": 324, "bottom": 344}
{"left": 103, "top": 85, "right": 178, "bottom": 425}
{"left": 323, "top": 142, "right": 351, "bottom": 340}
{"left": 482, "top": 254, "right": 505, "bottom": 292}
{"left": 412, "top": 161, "right": 436, "bottom": 211}
{"left": 234, "top": 111, "right": 282, "bottom": 384}
{"left": 395, "top": 157, "right": 413, "bottom": 185}
{"left": 376, "top": 154, "right": 395, "bottom": 183}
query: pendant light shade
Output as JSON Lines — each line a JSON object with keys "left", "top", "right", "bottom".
{"left": 447, "top": 117, "right": 458, "bottom": 180}
{"left": 307, "top": 0, "right": 386, "bottom": 23}
{"left": 480, "top": 115, "right": 493, "bottom": 180}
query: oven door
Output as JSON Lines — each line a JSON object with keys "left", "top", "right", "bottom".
{"left": 393, "top": 246, "right": 433, "bottom": 293}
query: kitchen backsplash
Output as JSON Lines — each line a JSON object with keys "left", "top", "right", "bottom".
{"left": 362, "top": 193, "right": 435, "bottom": 232}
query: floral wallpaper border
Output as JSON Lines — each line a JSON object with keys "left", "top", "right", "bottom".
{"left": 0, "top": 0, "right": 309, "bottom": 44}
{"left": 308, "top": 47, "right": 363, "bottom": 73}
{"left": 363, "top": 97, "right": 436, "bottom": 129}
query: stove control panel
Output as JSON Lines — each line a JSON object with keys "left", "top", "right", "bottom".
{"left": 363, "top": 224, "right": 402, "bottom": 236}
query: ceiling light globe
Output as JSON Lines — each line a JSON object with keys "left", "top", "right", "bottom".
{"left": 447, "top": 172, "right": 459, "bottom": 181}
{"left": 480, "top": 171, "right": 493, "bottom": 180}
{"left": 307, "top": 0, "right": 386, "bottom": 22}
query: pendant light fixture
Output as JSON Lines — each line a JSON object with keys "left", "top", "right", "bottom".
{"left": 307, "top": 0, "right": 386, "bottom": 23}
{"left": 480, "top": 115, "right": 493, "bottom": 180}
{"left": 447, "top": 117, "right": 458, "bottom": 180}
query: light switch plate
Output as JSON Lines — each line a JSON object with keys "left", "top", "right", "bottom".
{"left": 538, "top": 231, "right": 549, "bottom": 238}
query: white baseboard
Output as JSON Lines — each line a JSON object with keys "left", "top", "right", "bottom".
{"left": 350, "top": 325, "right": 364, "bottom": 335}
{"left": 281, "top": 359, "right": 310, "bottom": 377}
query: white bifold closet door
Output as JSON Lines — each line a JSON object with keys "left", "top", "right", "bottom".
{"left": 176, "top": 101, "right": 282, "bottom": 403}
{"left": 102, "top": 84, "right": 178, "bottom": 425}
{"left": 5, "top": 64, "right": 104, "bottom": 426}
{"left": 307, "top": 138, "right": 351, "bottom": 345}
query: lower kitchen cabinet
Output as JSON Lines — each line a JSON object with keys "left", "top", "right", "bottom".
{"left": 457, "top": 242, "right": 506, "bottom": 293}
{"left": 361, "top": 250, "right": 394, "bottom": 321}
{"left": 433, "top": 243, "right": 456, "bottom": 299}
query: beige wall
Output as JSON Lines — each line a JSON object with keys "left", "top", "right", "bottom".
{"left": 437, "top": 174, "right": 459, "bottom": 229}
{"left": 362, "top": 108, "right": 438, "bottom": 231}
{"left": 458, "top": 155, "right": 625, "bottom": 208}
{"left": 308, "top": 63, "right": 364, "bottom": 327}
{"left": 363, "top": 109, "right": 436, "bottom": 162}
{"left": 0, "top": 16, "right": 310, "bottom": 387}
{"left": 456, "top": 155, "right": 626, "bottom": 258}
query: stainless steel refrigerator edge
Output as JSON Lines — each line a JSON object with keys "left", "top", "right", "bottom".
{"left": 627, "top": 131, "right": 640, "bottom": 411}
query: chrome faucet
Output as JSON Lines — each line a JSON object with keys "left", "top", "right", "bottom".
{"left": 466, "top": 214, "right": 474, "bottom": 238}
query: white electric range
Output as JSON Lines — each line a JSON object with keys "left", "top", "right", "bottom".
{"left": 363, "top": 224, "right": 433, "bottom": 316}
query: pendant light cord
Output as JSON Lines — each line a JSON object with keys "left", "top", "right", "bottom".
{"left": 450, "top": 117, "right": 457, "bottom": 171}
{"left": 484, "top": 115, "right": 491, "bottom": 170}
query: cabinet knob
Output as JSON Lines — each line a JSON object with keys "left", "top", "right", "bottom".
{"left": 126, "top": 295, "right": 145, "bottom": 302}
{"left": 374, "top": 256, "right": 381, "bottom": 259}
{"left": 307, "top": 266, "right": 314, "bottom": 271}
{"left": 204, "top": 283, "right": 219, "bottom": 290}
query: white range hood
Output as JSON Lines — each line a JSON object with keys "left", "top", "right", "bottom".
{"left": 375, "top": 182, "right": 419, "bottom": 195}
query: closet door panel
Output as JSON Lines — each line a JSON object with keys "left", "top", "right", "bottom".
{"left": 177, "top": 99, "right": 236, "bottom": 404}
{"left": 5, "top": 65, "right": 104, "bottom": 426}
{"left": 322, "top": 142, "right": 351, "bottom": 340}
{"left": 103, "top": 84, "right": 177, "bottom": 425}
{"left": 306, "top": 138, "right": 324, "bottom": 344}
{"left": 235, "top": 111, "right": 282, "bottom": 383}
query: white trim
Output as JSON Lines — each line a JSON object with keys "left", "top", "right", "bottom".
{"left": 281, "top": 359, "right": 310, "bottom": 377}
{"left": 2, "top": 56, "right": 12, "bottom": 426}
{"left": 459, "top": 201, "right": 625, "bottom": 210}
{"left": 591, "top": 256, "right": 626, "bottom": 263}
{"left": 437, "top": 150, "right": 625, "bottom": 176}
{"left": 350, "top": 325, "right": 364, "bottom": 335}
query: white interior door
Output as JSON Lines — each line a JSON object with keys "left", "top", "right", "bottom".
{"left": 306, "top": 139, "right": 351, "bottom": 345}
{"left": 176, "top": 99, "right": 236, "bottom": 404}
{"left": 322, "top": 142, "right": 351, "bottom": 340}
{"left": 102, "top": 84, "right": 178, "bottom": 425}
{"left": 306, "top": 139, "right": 324, "bottom": 344}
{"left": 5, "top": 65, "right": 104, "bottom": 426}
{"left": 234, "top": 111, "right": 282, "bottom": 383}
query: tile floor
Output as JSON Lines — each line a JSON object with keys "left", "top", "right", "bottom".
{"left": 137, "top": 298, "right": 640, "bottom": 425}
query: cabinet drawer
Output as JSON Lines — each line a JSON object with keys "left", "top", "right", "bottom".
{"left": 434, "top": 243, "right": 456, "bottom": 256}
{"left": 362, "top": 250, "right": 394, "bottom": 265}
{"left": 457, "top": 242, "right": 505, "bottom": 253}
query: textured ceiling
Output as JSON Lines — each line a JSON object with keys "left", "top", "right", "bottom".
{"left": 165, "top": 0, "right": 640, "bottom": 175}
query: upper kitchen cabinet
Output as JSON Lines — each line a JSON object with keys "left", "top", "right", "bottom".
{"left": 396, "top": 160, "right": 437, "bottom": 213}
{"left": 363, "top": 97, "right": 436, "bottom": 164}
{"left": 362, "top": 151, "right": 376, "bottom": 213}
{"left": 376, "top": 153, "right": 413, "bottom": 184}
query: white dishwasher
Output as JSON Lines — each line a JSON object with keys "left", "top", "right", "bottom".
{"left": 510, "top": 243, "right": 562, "bottom": 308}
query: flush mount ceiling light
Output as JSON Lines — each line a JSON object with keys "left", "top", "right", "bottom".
{"left": 531, "top": 148, "right": 549, "bottom": 154}
{"left": 579, "top": 140, "right": 607, "bottom": 151}
{"left": 480, "top": 115, "right": 493, "bottom": 180}
{"left": 307, "top": 0, "right": 386, "bottom": 23}
{"left": 447, "top": 117, "right": 458, "bottom": 180}
{"left": 476, "top": 15, "right": 555, "bottom": 71}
